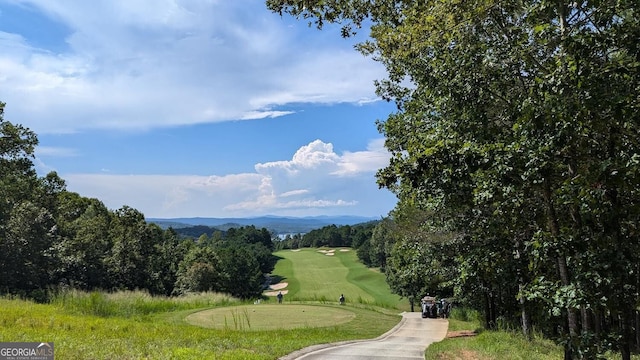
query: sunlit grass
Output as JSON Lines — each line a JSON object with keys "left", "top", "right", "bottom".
{"left": 0, "top": 294, "right": 400, "bottom": 359}
{"left": 272, "top": 248, "right": 408, "bottom": 310}
{"left": 50, "top": 289, "right": 236, "bottom": 317}
{"left": 1, "top": 249, "right": 406, "bottom": 360}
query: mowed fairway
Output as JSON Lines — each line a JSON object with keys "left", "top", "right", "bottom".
{"left": 270, "top": 248, "right": 408, "bottom": 310}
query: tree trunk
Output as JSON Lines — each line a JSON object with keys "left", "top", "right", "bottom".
{"left": 580, "top": 307, "right": 588, "bottom": 333}
{"left": 621, "top": 309, "right": 631, "bottom": 360}
{"left": 483, "top": 286, "right": 494, "bottom": 329}
{"left": 543, "top": 179, "right": 578, "bottom": 360}
{"left": 594, "top": 308, "right": 602, "bottom": 343}
{"left": 635, "top": 311, "right": 639, "bottom": 354}
{"left": 520, "top": 282, "right": 531, "bottom": 340}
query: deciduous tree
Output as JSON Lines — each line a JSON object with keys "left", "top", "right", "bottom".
{"left": 267, "top": 1, "right": 640, "bottom": 357}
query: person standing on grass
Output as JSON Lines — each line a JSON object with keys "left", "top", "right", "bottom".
{"left": 339, "top": 294, "right": 345, "bottom": 305}
{"left": 277, "top": 291, "right": 283, "bottom": 304}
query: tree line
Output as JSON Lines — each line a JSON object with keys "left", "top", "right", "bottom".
{"left": 274, "top": 222, "right": 377, "bottom": 250}
{"left": 0, "top": 104, "right": 276, "bottom": 300}
{"left": 267, "top": 1, "right": 639, "bottom": 358}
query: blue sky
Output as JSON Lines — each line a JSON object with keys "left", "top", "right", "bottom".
{"left": 0, "top": 0, "right": 398, "bottom": 218}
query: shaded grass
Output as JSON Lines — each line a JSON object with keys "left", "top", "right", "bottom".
{"left": 426, "top": 330, "right": 563, "bottom": 360}
{"left": 426, "top": 313, "right": 562, "bottom": 360}
{"left": 429, "top": 309, "right": 639, "bottom": 360}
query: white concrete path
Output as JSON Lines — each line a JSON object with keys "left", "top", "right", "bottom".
{"left": 280, "top": 312, "right": 448, "bottom": 360}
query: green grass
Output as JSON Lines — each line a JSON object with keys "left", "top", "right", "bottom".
{"left": 427, "top": 309, "right": 640, "bottom": 360}
{"left": 8, "top": 247, "right": 631, "bottom": 359}
{"left": 426, "top": 330, "right": 563, "bottom": 360}
{"left": 1, "top": 292, "right": 400, "bottom": 359}
{"left": 50, "top": 289, "right": 235, "bottom": 317}
{"left": 186, "top": 304, "right": 355, "bottom": 330}
{"left": 425, "top": 312, "right": 562, "bottom": 360}
{"left": 0, "top": 248, "right": 405, "bottom": 359}
{"left": 271, "top": 248, "right": 409, "bottom": 310}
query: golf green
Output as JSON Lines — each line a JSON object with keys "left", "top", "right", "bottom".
{"left": 186, "top": 304, "right": 355, "bottom": 330}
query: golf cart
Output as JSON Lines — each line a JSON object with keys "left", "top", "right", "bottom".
{"left": 421, "top": 296, "right": 437, "bottom": 318}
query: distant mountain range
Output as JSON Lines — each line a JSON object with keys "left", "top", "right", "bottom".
{"left": 147, "top": 215, "right": 380, "bottom": 235}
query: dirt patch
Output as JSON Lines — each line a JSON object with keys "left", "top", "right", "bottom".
{"left": 269, "top": 282, "right": 288, "bottom": 290}
{"left": 446, "top": 330, "right": 477, "bottom": 338}
{"left": 264, "top": 289, "right": 289, "bottom": 296}
{"left": 435, "top": 349, "right": 482, "bottom": 360}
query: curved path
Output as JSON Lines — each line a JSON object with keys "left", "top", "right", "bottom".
{"left": 280, "top": 312, "right": 448, "bottom": 360}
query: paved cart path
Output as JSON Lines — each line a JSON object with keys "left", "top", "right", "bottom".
{"left": 280, "top": 312, "right": 448, "bottom": 360}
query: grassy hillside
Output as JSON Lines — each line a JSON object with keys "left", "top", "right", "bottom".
{"left": 0, "top": 247, "right": 405, "bottom": 359}
{"left": 271, "top": 248, "right": 409, "bottom": 310}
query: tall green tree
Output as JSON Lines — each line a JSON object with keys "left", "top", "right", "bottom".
{"left": 0, "top": 102, "right": 55, "bottom": 299}
{"left": 174, "top": 244, "right": 220, "bottom": 294}
{"left": 105, "top": 206, "right": 157, "bottom": 291}
{"left": 267, "top": 1, "right": 640, "bottom": 358}
{"left": 217, "top": 245, "right": 263, "bottom": 299}
{"left": 54, "top": 193, "right": 112, "bottom": 290}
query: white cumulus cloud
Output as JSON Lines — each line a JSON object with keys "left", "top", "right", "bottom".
{"left": 62, "top": 139, "right": 394, "bottom": 218}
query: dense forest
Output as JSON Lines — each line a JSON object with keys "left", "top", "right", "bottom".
{"left": 274, "top": 221, "right": 378, "bottom": 250}
{"left": 0, "top": 103, "right": 276, "bottom": 300}
{"left": 267, "top": 0, "right": 640, "bottom": 359}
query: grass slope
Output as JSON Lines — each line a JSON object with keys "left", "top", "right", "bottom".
{"left": 0, "top": 248, "right": 404, "bottom": 359}
{"left": 0, "top": 296, "right": 400, "bottom": 359}
{"left": 272, "top": 248, "right": 409, "bottom": 310}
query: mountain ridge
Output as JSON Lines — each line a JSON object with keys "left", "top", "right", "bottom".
{"left": 147, "top": 215, "right": 380, "bottom": 234}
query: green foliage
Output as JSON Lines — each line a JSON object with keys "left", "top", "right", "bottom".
{"left": 281, "top": 221, "right": 378, "bottom": 250}
{"left": 361, "top": 217, "right": 397, "bottom": 269}
{"left": 0, "top": 100, "right": 279, "bottom": 302}
{"left": 450, "top": 307, "right": 481, "bottom": 324}
{"left": 267, "top": 0, "right": 640, "bottom": 357}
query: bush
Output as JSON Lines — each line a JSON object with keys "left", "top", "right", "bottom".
{"left": 450, "top": 307, "right": 480, "bottom": 322}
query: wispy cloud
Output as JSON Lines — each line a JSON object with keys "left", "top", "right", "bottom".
{"left": 36, "top": 146, "right": 78, "bottom": 157}
{"left": 0, "top": 0, "right": 385, "bottom": 134}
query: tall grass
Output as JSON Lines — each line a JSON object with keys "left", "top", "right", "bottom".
{"left": 223, "top": 308, "right": 252, "bottom": 330}
{"left": 449, "top": 307, "right": 480, "bottom": 323}
{"left": 426, "top": 330, "right": 564, "bottom": 360}
{"left": 50, "top": 289, "right": 236, "bottom": 318}
{"left": 430, "top": 307, "right": 640, "bottom": 359}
